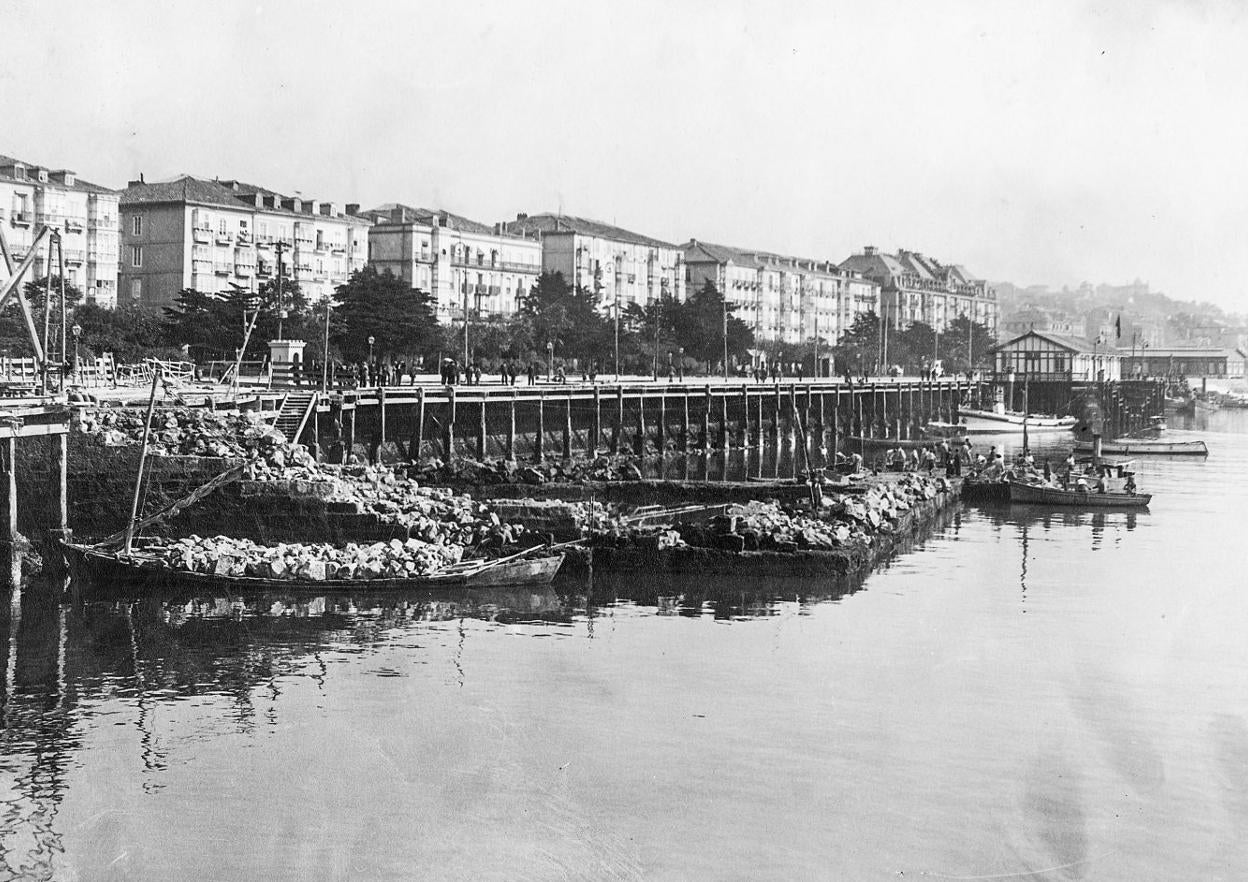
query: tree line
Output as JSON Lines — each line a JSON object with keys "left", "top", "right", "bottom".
{"left": 0, "top": 267, "right": 992, "bottom": 376}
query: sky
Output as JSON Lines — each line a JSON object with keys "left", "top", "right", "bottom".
{"left": 2, "top": 0, "right": 1245, "bottom": 313}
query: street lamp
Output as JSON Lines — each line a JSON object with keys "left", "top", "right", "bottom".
{"left": 546, "top": 340, "right": 554, "bottom": 382}
{"left": 678, "top": 346, "right": 685, "bottom": 382}
{"left": 71, "top": 323, "right": 82, "bottom": 381}
{"left": 368, "top": 334, "right": 375, "bottom": 369}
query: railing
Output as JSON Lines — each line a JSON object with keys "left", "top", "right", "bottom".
{"left": 192, "top": 227, "right": 212, "bottom": 243}
{"left": 10, "top": 212, "right": 31, "bottom": 226}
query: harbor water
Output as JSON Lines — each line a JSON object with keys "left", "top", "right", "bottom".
{"left": 3, "top": 412, "right": 1248, "bottom": 880}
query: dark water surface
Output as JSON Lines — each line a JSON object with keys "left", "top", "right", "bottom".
{"left": 3, "top": 413, "right": 1248, "bottom": 880}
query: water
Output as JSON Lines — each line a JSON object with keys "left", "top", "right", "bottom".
{"left": 4, "top": 413, "right": 1248, "bottom": 880}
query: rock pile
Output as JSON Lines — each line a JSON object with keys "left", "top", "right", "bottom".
{"left": 77, "top": 408, "right": 285, "bottom": 458}
{"left": 142, "top": 534, "right": 464, "bottom": 581}
{"left": 593, "top": 474, "right": 950, "bottom": 553}
{"left": 246, "top": 460, "right": 531, "bottom": 550}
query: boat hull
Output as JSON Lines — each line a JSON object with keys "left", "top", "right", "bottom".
{"left": 1008, "top": 481, "right": 1151, "bottom": 508}
{"left": 63, "top": 543, "right": 565, "bottom": 597}
{"left": 957, "top": 409, "right": 1078, "bottom": 435}
{"left": 1073, "top": 439, "right": 1208, "bottom": 456}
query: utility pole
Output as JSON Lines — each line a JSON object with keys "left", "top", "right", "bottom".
{"left": 722, "top": 286, "right": 728, "bottom": 381}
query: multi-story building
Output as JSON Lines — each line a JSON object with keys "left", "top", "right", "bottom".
{"left": 502, "top": 213, "right": 685, "bottom": 310}
{"left": 839, "top": 246, "right": 998, "bottom": 336}
{"left": 118, "top": 175, "right": 369, "bottom": 309}
{"left": 1, "top": 153, "right": 119, "bottom": 308}
{"left": 363, "top": 204, "right": 542, "bottom": 323}
{"left": 682, "top": 240, "right": 880, "bottom": 348}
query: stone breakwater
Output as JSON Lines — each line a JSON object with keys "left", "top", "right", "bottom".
{"left": 578, "top": 474, "right": 960, "bottom": 578}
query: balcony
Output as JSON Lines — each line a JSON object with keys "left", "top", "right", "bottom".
{"left": 330, "top": 244, "right": 346, "bottom": 254}
{"left": 192, "top": 227, "right": 212, "bottom": 243}
{"left": 62, "top": 249, "right": 86, "bottom": 264}
{"left": 314, "top": 241, "right": 328, "bottom": 253}
{"left": 65, "top": 217, "right": 86, "bottom": 233}
{"left": 256, "top": 263, "right": 272, "bottom": 277}
{"left": 213, "top": 262, "right": 232, "bottom": 275}
{"left": 255, "top": 236, "right": 273, "bottom": 249}
{"left": 235, "top": 263, "right": 254, "bottom": 277}
{"left": 215, "top": 231, "right": 234, "bottom": 245}
{"left": 237, "top": 231, "right": 252, "bottom": 244}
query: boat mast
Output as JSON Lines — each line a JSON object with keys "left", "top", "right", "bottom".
{"left": 123, "top": 364, "right": 163, "bottom": 555}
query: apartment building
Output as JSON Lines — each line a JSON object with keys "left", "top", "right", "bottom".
{"left": 1, "top": 153, "right": 120, "bottom": 308}
{"left": 502, "top": 213, "right": 685, "bottom": 310}
{"left": 682, "top": 240, "right": 880, "bottom": 347}
{"left": 118, "top": 175, "right": 369, "bottom": 309}
{"left": 839, "top": 246, "right": 998, "bottom": 336}
{"left": 363, "top": 204, "right": 542, "bottom": 323}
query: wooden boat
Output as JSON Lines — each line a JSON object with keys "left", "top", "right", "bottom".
{"left": 1073, "top": 438, "right": 1208, "bottom": 456}
{"left": 1008, "top": 479, "right": 1151, "bottom": 508}
{"left": 958, "top": 408, "right": 1078, "bottom": 435}
{"left": 62, "top": 541, "right": 565, "bottom": 596}
{"left": 849, "top": 435, "right": 964, "bottom": 450}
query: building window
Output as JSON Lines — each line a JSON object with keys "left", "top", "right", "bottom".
{"left": 129, "top": 278, "right": 142, "bottom": 300}
{"left": 131, "top": 215, "right": 142, "bottom": 236}
{"left": 130, "top": 246, "right": 143, "bottom": 267}
{"left": 218, "top": 218, "right": 227, "bottom": 234}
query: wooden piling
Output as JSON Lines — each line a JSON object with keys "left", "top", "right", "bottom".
{"left": 478, "top": 396, "right": 488, "bottom": 460}
{"left": 702, "top": 385, "right": 711, "bottom": 451}
{"left": 414, "top": 387, "right": 425, "bottom": 461}
{"left": 564, "top": 393, "right": 573, "bottom": 459}
{"left": 507, "top": 391, "right": 516, "bottom": 461}
{"left": 442, "top": 387, "right": 455, "bottom": 461}
{"left": 536, "top": 391, "right": 545, "bottom": 461}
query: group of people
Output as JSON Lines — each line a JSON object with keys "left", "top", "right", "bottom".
{"left": 970, "top": 445, "right": 1138, "bottom": 495}
{"left": 881, "top": 437, "right": 970, "bottom": 477}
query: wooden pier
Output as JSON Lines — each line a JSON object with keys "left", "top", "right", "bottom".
{"left": 284, "top": 378, "right": 974, "bottom": 464}
{"left": 0, "top": 400, "right": 71, "bottom": 584}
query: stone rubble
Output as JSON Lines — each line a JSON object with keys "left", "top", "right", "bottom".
{"left": 77, "top": 408, "right": 285, "bottom": 458}
{"left": 140, "top": 534, "right": 464, "bottom": 581}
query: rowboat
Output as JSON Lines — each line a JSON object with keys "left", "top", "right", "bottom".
{"left": 1008, "top": 480, "right": 1151, "bottom": 508}
{"left": 1073, "top": 438, "right": 1208, "bottom": 456}
{"left": 62, "top": 541, "right": 566, "bottom": 596}
{"left": 849, "top": 435, "right": 964, "bottom": 450}
{"left": 958, "top": 408, "right": 1078, "bottom": 435}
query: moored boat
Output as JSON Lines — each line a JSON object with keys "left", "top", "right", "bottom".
{"left": 62, "top": 541, "right": 566, "bottom": 597}
{"left": 955, "top": 408, "right": 1078, "bottom": 435}
{"left": 1007, "top": 479, "right": 1151, "bottom": 508}
{"left": 1073, "top": 438, "right": 1208, "bottom": 456}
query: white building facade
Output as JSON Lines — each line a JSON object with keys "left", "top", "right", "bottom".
{"left": 1, "top": 153, "right": 119, "bottom": 308}
{"left": 364, "top": 205, "right": 541, "bottom": 323}
{"left": 503, "top": 213, "right": 686, "bottom": 311}
{"left": 682, "top": 240, "right": 881, "bottom": 348}
{"left": 118, "top": 176, "right": 368, "bottom": 309}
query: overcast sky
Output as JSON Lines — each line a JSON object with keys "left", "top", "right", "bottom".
{"left": 3, "top": 0, "right": 1245, "bottom": 312}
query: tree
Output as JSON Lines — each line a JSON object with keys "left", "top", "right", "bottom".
{"left": 74, "top": 302, "right": 175, "bottom": 363}
{"left": 330, "top": 267, "right": 439, "bottom": 361}
{"left": 0, "top": 275, "right": 85, "bottom": 357}
{"left": 893, "top": 321, "right": 937, "bottom": 373}
{"left": 671, "top": 280, "right": 754, "bottom": 367}
{"left": 834, "top": 311, "right": 881, "bottom": 376}
{"left": 514, "top": 271, "right": 611, "bottom": 365}
{"left": 943, "top": 316, "right": 996, "bottom": 372}
{"left": 162, "top": 288, "right": 231, "bottom": 358}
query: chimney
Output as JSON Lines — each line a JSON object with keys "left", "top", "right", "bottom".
{"left": 863, "top": 245, "right": 877, "bottom": 256}
{"left": 516, "top": 212, "right": 528, "bottom": 221}
{"left": 493, "top": 222, "right": 503, "bottom": 235}
{"left": 346, "top": 203, "right": 360, "bottom": 215}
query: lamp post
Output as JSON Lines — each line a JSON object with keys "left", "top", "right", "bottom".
{"left": 274, "top": 240, "right": 287, "bottom": 340}
{"left": 367, "top": 334, "right": 375, "bottom": 373}
{"left": 678, "top": 346, "right": 685, "bottom": 382}
{"left": 71, "top": 322, "right": 82, "bottom": 382}
{"left": 546, "top": 340, "right": 554, "bottom": 382}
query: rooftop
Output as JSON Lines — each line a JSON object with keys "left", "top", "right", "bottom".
{"left": 503, "top": 213, "right": 676, "bottom": 249}
{"left": 119, "top": 174, "right": 367, "bottom": 223}
{"left": 362, "top": 203, "right": 504, "bottom": 237}
{"left": 683, "top": 239, "right": 846, "bottom": 275}
{"left": 0, "top": 151, "right": 117, "bottom": 195}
